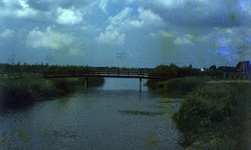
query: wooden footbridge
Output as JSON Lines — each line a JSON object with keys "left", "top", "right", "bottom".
{"left": 43, "top": 70, "right": 167, "bottom": 92}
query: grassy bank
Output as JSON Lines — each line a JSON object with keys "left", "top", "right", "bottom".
{"left": 146, "top": 78, "right": 205, "bottom": 93}
{"left": 172, "top": 83, "right": 249, "bottom": 149}
{"left": 0, "top": 74, "right": 104, "bottom": 105}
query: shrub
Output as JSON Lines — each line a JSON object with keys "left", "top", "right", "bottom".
{"left": 53, "top": 79, "right": 74, "bottom": 94}
{"left": 173, "top": 84, "right": 237, "bottom": 131}
{"left": 3, "top": 82, "right": 34, "bottom": 104}
{"left": 31, "top": 81, "right": 64, "bottom": 98}
{"left": 163, "top": 78, "right": 205, "bottom": 93}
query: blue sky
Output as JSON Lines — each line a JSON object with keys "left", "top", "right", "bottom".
{"left": 0, "top": 0, "right": 251, "bottom": 68}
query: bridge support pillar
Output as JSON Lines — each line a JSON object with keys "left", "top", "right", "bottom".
{"left": 139, "top": 78, "right": 142, "bottom": 93}
{"left": 85, "top": 77, "right": 89, "bottom": 89}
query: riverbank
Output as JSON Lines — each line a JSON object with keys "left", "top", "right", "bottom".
{"left": 146, "top": 77, "right": 251, "bottom": 149}
{"left": 0, "top": 74, "right": 104, "bottom": 105}
{"left": 146, "top": 77, "right": 205, "bottom": 93}
{"left": 172, "top": 83, "right": 251, "bottom": 149}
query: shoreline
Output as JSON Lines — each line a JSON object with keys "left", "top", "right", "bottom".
{"left": 0, "top": 74, "right": 104, "bottom": 105}
{"left": 147, "top": 78, "right": 251, "bottom": 149}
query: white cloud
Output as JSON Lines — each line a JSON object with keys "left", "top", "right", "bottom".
{"left": 240, "top": 0, "right": 251, "bottom": 16}
{"left": 16, "top": 7, "right": 37, "bottom": 18}
{"left": 99, "top": 0, "right": 109, "bottom": 13}
{"left": 127, "top": 0, "right": 185, "bottom": 8}
{"left": 160, "top": 30, "right": 174, "bottom": 38}
{"left": 108, "top": 7, "right": 133, "bottom": 25}
{"left": 27, "top": 27, "right": 74, "bottom": 51}
{"left": 106, "top": 7, "right": 162, "bottom": 33}
{"left": 69, "top": 48, "right": 84, "bottom": 56}
{"left": 203, "top": 27, "right": 247, "bottom": 47}
{"left": 0, "top": 0, "right": 37, "bottom": 19}
{"left": 107, "top": 7, "right": 143, "bottom": 30}
{"left": 95, "top": 30, "right": 125, "bottom": 46}
{"left": 137, "top": 7, "right": 163, "bottom": 27}
{"left": 0, "top": 29, "right": 15, "bottom": 38}
{"left": 99, "top": 0, "right": 119, "bottom": 13}
{"left": 150, "top": 30, "right": 174, "bottom": 39}
{"left": 19, "top": 0, "right": 29, "bottom": 8}
{"left": 153, "top": 0, "right": 186, "bottom": 8}
{"left": 57, "top": 7, "right": 82, "bottom": 25}
{"left": 173, "top": 34, "right": 194, "bottom": 45}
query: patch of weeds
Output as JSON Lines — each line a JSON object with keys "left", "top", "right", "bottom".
{"left": 118, "top": 110, "right": 164, "bottom": 116}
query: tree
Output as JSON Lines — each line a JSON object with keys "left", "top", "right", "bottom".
{"left": 209, "top": 65, "right": 216, "bottom": 70}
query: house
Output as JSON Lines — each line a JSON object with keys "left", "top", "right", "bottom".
{"left": 236, "top": 61, "right": 251, "bottom": 74}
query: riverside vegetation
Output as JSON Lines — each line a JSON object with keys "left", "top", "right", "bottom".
{"left": 1, "top": 63, "right": 250, "bottom": 149}
{"left": 147, "top": 64, "right": 251, "bottom": 149}
{"left": 0, "top": 63, "right": 104, "bottom": 105}
{"left": 173, "top": 84, "right": 250, "bottom": 149}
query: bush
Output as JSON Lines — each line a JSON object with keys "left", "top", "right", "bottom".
{"left": 3, "top": 82, "right": 34, "bottom": 104}
{"left": 53, "top": 79, "right": 74, "bottom": 94}
{"left": 173, "top": 84, "right": 237, "bottom": 131}
{"left": 163, "top": 78, "right": 205, "bottom": 93}
{"left": 31, "top": 81, "right": 65, "bottom": 98}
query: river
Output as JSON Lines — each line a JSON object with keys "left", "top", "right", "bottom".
{"left": 0, "top": 78, "right": 183, "bottom": 150}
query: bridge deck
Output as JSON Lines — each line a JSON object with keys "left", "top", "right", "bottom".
{"left": 43, "top": 70, "right": 165, "bottom": 80}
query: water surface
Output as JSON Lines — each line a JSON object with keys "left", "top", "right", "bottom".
{"left": 0, "top": 78, "right": 183, "bottom": 149}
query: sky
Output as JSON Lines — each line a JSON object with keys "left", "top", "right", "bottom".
{"left": 0, "top": 0, "right": 251, "bottom": 68}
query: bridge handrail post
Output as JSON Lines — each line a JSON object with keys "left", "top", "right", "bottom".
{"left": 118, "top": 70, "right": 119, "bottom": 76}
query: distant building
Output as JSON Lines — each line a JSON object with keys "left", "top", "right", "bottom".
{"left": 236, "top": 61, "right": 251, "bottom": 79}
{"left": 236, "top": 61, "right": 251, "bottom": 74}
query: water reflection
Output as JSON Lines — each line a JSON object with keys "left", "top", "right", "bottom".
{"left": 0, "top": 78, "right": 183, "bottom": 149}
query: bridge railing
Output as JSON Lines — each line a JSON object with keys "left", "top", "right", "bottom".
{"left": 43, "top": 70, "right": 163, "bottom": 79}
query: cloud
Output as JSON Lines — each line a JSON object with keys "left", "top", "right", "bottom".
{"left": 107, "top": 7, "right": 143, "bottom": 30}
{"left": 127, "top": 0, "right": 186, "bottom": 8}
{"left": 27, "top": 27, "right": 74, "bottom": 51}
{"left": 137, "top": 7, "right": 163, "bottom": 27}
{"left": 98, "top": 0, "right": 119, "bottom": 13}
{"left": 106, "top": 7, "right": 163, "bottom": 32}
{"left": 0, "top": 29, "right": 15, "bottom": 38}
{"left": 16, "top": 7, "right": 38, "bottom": 18}
{"left": 151, "top": 30, "right": 174, "bottom": 38}
{"left": 95, "top": 30, "right": 125, "bottom": 46}
{"left": 0, "top": 0, "right": 37, "bottom": 19}
{"left": 56, "top": 7, "right": 83, "bottom": 25}
{"left": 99, "top": 0, "right": 109, "bottom": 13}
{"left": 153, "top": 0, "right": 186, "bottom": 8}
{"left": 69, "top": 48, "right": 84, "bottom": 56}
{"left": 173, "top": 34, "right": 194, "bottom": 45}
{"left": 108, "top": 7, "right": 133, "bottom": 25}
{"left": 97, "top": 7, "right": 163, "bottom": 46}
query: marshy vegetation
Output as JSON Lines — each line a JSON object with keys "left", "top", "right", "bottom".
{"left": 145, "top": 64, "right": 251, "bottom": 149}
{"left": 118, "top": 110, "right": 164, "bottom": 116}
{"left": 0, "top": 63, "right": 104, "bottom": 105}
{"left": 172, "top": 84, "right": 250, "bottom": 149}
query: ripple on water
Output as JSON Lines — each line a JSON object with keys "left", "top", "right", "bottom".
{"left": 1, "top": 89, "right": 184, "bottom": 149}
